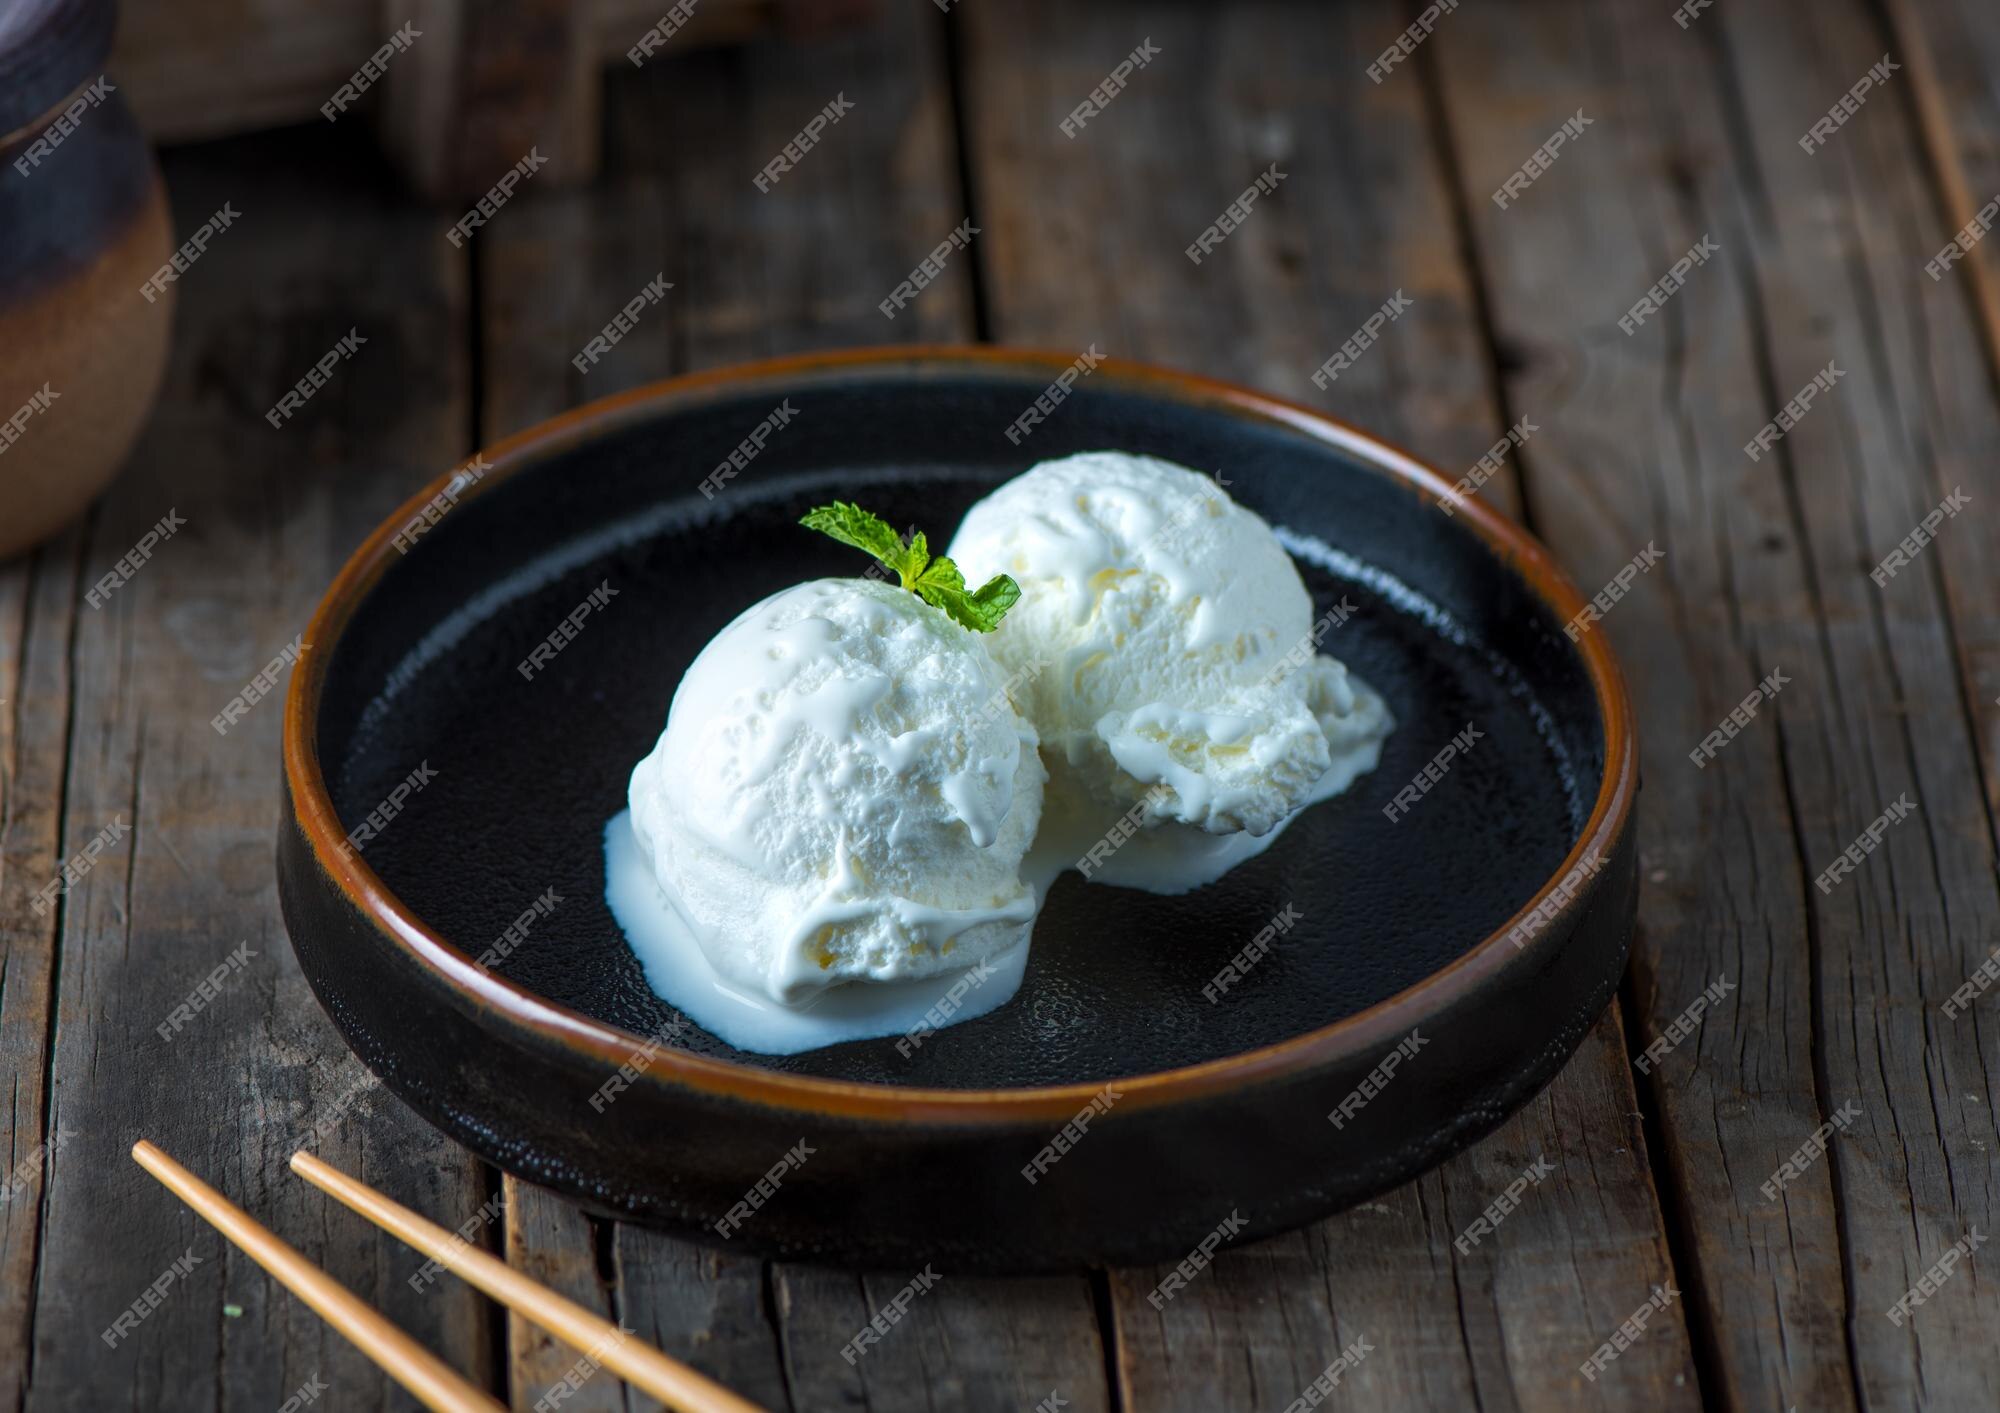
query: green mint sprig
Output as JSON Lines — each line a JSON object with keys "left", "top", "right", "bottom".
{"left": 800, "top": 502, "right": 1021, "bottom": 632}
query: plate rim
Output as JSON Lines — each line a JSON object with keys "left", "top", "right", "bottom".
{"left": 282, "top": 344, "right": 1637, "bottom": 1123}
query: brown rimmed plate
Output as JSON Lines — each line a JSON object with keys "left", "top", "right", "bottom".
{"left": 278, "top": 347, "right": 1637, "bottom": 1272}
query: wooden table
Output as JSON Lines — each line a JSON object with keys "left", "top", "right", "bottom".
{"left": 6, "top": 1, "right": 2000, "bottom": 1407}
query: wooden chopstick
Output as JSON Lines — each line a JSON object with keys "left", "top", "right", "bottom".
{"left": 289, "top": 1149, "right": 764, "bottom": 1413}
{"left": 131, "top": 1141, "right": 503, "bottom": 1413}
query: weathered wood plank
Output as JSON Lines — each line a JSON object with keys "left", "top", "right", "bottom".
{"left": 774, "top": 1265, "right": 1106, "bottom": 1413}
{"left": 1881, "top": 0, "right": 2000, "bottom": 826}
{"left": 0, "top": 527, "right": 82, "bottom": 1410}
{"left": 1431, "top": 0, "right": 2000, "bottom": 1406}
{"left": 1706, "top": 4, "right": 2000, "bottom": 1406}
{"left": 16, "top": 125, "right": 496, "bottom": 1409}
{"left": 960, "top": 3, "right": 1696, "bottom": 1410}
{"left": 961, "top": 0, "right": 1517, "bottom": 517}
{"left": 479, "top": 7, "right": 1109, "bottom": 1410}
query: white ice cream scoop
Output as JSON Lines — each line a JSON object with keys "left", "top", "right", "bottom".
{"left": 627, "top": 576, "right": 1045, "bottom": 1005}
{"left": 949, "top": 452, "right": 1392, "bottom": 880}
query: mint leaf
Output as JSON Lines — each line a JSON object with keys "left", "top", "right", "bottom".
{"left": 916, "top": 555, "right": 1020, "bottom": 632}
{"left": 914, "top": 555, "right": 964, "bottom": 595}
{"left": 900, "top": 530, "right": 931, "bottom": 586}
{"left": 801, "top": 504, "right": 1020, "bottom": 629}
{"left": 800, "top": 503, "right": 910, "bottom": 580}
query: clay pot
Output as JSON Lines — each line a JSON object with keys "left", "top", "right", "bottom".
{"left": 0, "top": 0, "right": 174, "bottom": 561}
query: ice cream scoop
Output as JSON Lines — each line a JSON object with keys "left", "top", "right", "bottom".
{"left": 626, "top": 576, "right": 1045, "bottom": 1008}
{"left": 948, "top": 451, "right": 1392, "bottom": 887}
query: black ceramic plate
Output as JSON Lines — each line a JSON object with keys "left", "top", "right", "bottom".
{"left": 280, "top": 347, "right": 1637, "bottom": 1271}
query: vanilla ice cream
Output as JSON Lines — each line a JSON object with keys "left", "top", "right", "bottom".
{"left": 948, "top": 452, "right": 1391, "bottom": 883}
{"left": 626, "top": 577, "right": 1045, "bottom": 1005}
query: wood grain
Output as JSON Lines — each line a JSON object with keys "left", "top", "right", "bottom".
{"left": 10, "top": 124, "right": 496, "bottom": 1408}
{"left": 1428, "top": 0, "right": 2000, "bottom": 1406}
{"left": 0, "top": 524, "right": 81, "bottom": 1409}
{"left": 958, "top": 3, "right": 1697, "bottom": 1409}
{"left": 1880, "top": 0, "right": 2000, "bottom": 808}
{"left": 6, "top": 0, "right": 2000, "bottom": 1405}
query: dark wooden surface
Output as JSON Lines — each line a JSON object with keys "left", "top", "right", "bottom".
{"left": 3, "top": 1, "right": 1998, "bottom": 1407}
